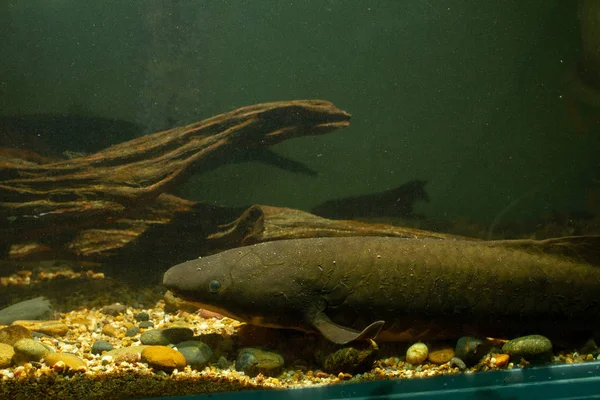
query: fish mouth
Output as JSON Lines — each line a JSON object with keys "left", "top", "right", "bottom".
{"left": 162, "top": 267, "right": 182, "bottom": 294}
{"left": 163, "top": 263, "right": 202, "bottom": 294}
{"left": 176, "top": 295, "right": 248, "bottom": 323}
{"left": 188, "top": 301, "right": 247, "bottom": 323}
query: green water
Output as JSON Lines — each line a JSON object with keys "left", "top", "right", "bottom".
{"left": 1, "top": 0, "right": 597, "bottom": 221}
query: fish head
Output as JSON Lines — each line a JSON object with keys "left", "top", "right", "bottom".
{"left": 163, "top": 250, "right": 243, "bottom": 320}
{"left": 163, "top": 242, "right": 320, "bottom": 328}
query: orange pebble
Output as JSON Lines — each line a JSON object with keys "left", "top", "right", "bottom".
{"left": 494, "top": 354, "right": 510, "bottom": 368}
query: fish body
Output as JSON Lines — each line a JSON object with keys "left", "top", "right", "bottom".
{"left": 163, "top": 236, "right": 600, "bottom": 343}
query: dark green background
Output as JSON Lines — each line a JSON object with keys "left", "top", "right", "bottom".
{"left": 1, "top": 0, "right": 597, "bottom": 221}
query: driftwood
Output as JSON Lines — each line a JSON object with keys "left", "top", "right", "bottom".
{"left": 0, "top": 100, "right": 350, "bottom": 261}
{"left": 1, "top": 99, "right": 470, "bottom": 273}
{"left": 207, "top": 204, "right": 470, "bottom": 252}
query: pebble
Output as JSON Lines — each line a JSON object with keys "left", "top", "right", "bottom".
{"left": 107, "top": 346, "right": 147, "bottom": 359}
{"left": 44, "top": 353, "right": 87, "bottom": 371}
{"left": 449, "top": 357, "right": 467, "bottom": 370}
{"left": 114, "top": 351, "right": 140, "bottom": 364}
{"left": 502, "top": 335, "right": 553, "bottom": 363}
{"left": 338, "top": 372, "right": 352, "bottom": 380}
{"left": 0, "top": 297, "right": 53, "bottom": 325}
{"left": 101, "top": 304, "right": 127, "bottom": 316}
{"left": 428, "top": 348, "right": 455, "bottom": 364}
{"left": 236, "top": 347, "right": 285, "bottom": 377}
{"left": 177, "top": 340, "right": 213, "bottom": 370}
{"left": 102, "top": 324, "right": 122, "bottom": 338}
{"left": 139, "top": 321, "right": 154, "bottom": 329}
{"left": 140, "top": 329, "right": 170, "bottom": 345}
{"left": 141, "top": 345, "right": 186, "bottom": 372}
{"left": 134, "top": 312, "right": 150, "bottom": 322}
{"left": 126, "top": 326, "right": 140, "bottom": 337}
{"left": 12, "top": 338, "right": 53, "bottom": 362}
{"left": 455, "top": 336, "right": 486, "bottom": 366}
{"left": 493, "top": 353, "right": 510, "bottom": 367}
{"left": 0, "top": 325, "right": 32, "bottom": 345}
{"left": 71, "top": 317, "right": 94, "bottom": 332}
{"left": 322, "top": 340, "right": 378, "bottom": 374}
{"left": 11, "top": 320, "right": 68, "bottom": 337}
{"left": 0, "top": 343, "right": 15, "bottom": 368}
{"left": 216, "top": 356, "right": 230, "bottom": 369}
{"left": 314, "top": 369, "right": 330, "bottom": 378}
{"left": 406, "top": 342, "right": 428, "bottom": 365}
{"left": 140, "top": 327, "right": 193, "bottom": 346}
{"left": 91, "top": 340, "right": 114, "bottom": 355}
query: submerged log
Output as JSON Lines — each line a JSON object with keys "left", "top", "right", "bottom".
{"left": 207, "top": 204, "right": 471, "bottom": 252}
{"left": 2, "top": 202, "right": 471, "bottom": 282}
{"left": 0, "top": 100, "right": 350, "bottom": 261}
{"left": 1, "top": 99, "right": 470, "bottom": 273}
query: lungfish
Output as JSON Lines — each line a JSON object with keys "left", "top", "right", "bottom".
{"left": 163, "top": 236, "right": 600, "bottom": 344}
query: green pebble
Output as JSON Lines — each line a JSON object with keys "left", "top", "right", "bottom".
{"left": 323, "top": 341, "right": 379, "bottom": 374}
{"left": 91, "top": 340, "right": 113, "bottom": 355}
{"left": 177, "top": 340, "right": 213, "bottom": 370}
{"left": 235, "top": 347, "right": 284, "bottom": 377}
{"left": 13, "top": 338, "right": 53, "bottom": 362}
{"left": 125, "top": 327, "right": 140, "bottom": 337}
{"left": 140, "top": 327, "right": 193, "bottom": 345}
{"left": 502, "top": 335, "right": 553, "bottom": 363}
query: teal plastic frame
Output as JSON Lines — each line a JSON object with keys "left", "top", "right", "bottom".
{"left": 145, "top": 361, "right": 600, "bottom": 400}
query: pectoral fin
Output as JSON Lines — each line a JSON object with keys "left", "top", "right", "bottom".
{"left": 311, "top": 311, "right": 385, "bottom": 344}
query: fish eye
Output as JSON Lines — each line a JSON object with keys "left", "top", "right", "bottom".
{"left": 208, "top": 280, "right": 221, "bottom": 293}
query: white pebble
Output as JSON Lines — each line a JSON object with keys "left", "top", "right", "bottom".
{"left": 1, "top": 371, "right": 14, "bottom": 379}
{"left": 406, "top": 342, "right": 429, "bottom": 365}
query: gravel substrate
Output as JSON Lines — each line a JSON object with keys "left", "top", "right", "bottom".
{"left": 1, "top": 273, "right": 599, "bottom": 400}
